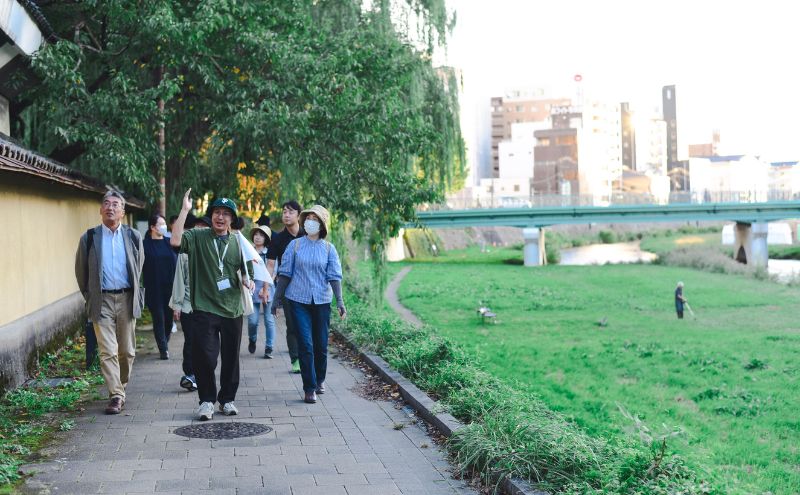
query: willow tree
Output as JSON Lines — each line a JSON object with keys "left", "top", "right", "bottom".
{"left": 19, "top": 0, "right": 463, "bottom": 281}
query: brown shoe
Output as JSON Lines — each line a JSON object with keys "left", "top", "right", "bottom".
{"left": 304, "top": 391, "right": 317, "bottom": 404}
{"left": 315, "top": 382, "right": 325, "bottom": 394}
{"left": 105, "top": 397, "right": 124, "bottom": 415}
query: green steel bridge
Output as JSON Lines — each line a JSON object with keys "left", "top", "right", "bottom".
{"left": 408, "top": 201, "right": 800, "bottom": 229}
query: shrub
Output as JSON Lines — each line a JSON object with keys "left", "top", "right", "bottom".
{"left": 598, "top": 230, "right": 616, "bottom": 244}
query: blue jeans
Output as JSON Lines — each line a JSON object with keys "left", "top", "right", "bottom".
{"left": 247, "top": 286, "right": 276, "bottom": 350}
{"left": 286, "top": 299, "right": 330, "bottom": 392}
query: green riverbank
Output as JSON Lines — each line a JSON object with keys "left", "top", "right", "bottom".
{"left": 394, "top": 251, "right": 800, "bottom": 494}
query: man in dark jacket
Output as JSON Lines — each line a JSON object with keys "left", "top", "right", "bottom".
{"left": 675, "top": 281, "right": 686, "bottom": 319}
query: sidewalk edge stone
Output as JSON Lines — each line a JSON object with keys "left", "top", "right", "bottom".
{"left": 332, "top": 328, "right": 547, "bottom": 495}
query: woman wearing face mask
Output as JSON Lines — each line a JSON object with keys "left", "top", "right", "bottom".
{"left": 273, "top": 205, "right": 346, "bottom": 404}
{"left": 143, "top": 213, "right": 178, "bottom": 360}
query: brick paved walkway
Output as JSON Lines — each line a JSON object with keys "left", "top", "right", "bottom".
{"left": 20, "top": 316, "right": 476, "bottom": 495}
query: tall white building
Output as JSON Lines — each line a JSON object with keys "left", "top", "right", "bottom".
{"left": 576, "top": 99, "right": 622, "bottom": 205}
{"left": 633, "top": 110, "right": 668, "bottom": 176}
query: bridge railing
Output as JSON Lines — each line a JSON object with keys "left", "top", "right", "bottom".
{"left": 424, "top": 190, "right": 800, "bottom": 211}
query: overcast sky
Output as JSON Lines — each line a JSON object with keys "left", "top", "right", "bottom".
{"left": 442, "top": 0, "right": 800, "bottom": 162}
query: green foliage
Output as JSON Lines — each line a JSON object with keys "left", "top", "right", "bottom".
{"left": 598, "top": 230, "right": 616, "bottom": 244}
{"left": 0, "top": 337, "right": 101, "bottom": 488}
{"left": 21, "top": 0, "right": 464, "bottom": 287}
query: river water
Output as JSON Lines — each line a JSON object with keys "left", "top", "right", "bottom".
{"left": 559, "top": 242, "right": 800, "bottom": 283}
{"left": 559, "top": 242, "right": 657, "bottom": 265}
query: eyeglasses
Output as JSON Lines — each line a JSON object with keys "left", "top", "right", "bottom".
{"left": 103, "top": 202, "right": 124, "bottom": 210}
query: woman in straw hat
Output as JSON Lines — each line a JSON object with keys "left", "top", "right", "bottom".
{"left": 273, "top": 205, "right": 346, "bottom": 404}
{"left": 248, "top": 224, "right": 276, "bottom": 358}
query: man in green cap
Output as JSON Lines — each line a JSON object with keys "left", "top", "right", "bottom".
{"left": 170, "top": 189, "right": 253, "bottom": 421}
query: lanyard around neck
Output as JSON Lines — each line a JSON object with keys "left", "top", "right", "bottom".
{"left": 213, "top": 238, "right": 229, "bottom": 276}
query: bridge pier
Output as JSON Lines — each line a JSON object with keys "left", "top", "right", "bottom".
{"left": 733, "top": 222, "right": 769, "bottom": 267}
{"left": 386, "top": 228, "right": 406, "bottom": 262}
{"left": 523, "top": 227, "right": 546, "bottom": 266}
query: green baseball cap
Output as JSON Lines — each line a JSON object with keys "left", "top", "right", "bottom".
{"left": 209, "top": 197, "right": 238, "bottom": 220}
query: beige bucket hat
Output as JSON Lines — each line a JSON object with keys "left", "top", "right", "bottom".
{"left": 250, "top": 224, "right": 272, "bottom": 244}
{"left": 299, "top": 205, "right": 330, "bottom": 237}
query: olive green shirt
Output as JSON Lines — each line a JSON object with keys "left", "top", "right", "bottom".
{"left": 180, "top": 229, "right": 252, "bottom": 318}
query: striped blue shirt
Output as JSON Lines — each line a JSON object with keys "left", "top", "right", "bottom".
{"left": 278, "top": 237, "right": 343, "bottom": 305}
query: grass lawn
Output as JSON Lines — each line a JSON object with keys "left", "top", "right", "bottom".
{"left": 395, "top": 255, "right": 800, "bottom": 494}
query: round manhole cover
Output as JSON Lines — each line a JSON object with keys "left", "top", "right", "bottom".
{"left": 173, "top": 422, "right": 273, "bottom": 439}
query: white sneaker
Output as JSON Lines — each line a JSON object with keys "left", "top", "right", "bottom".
{"left": 197, "top": 401, "right": 214, "bottom": 421}
{"left": 220, "top": 402, "right": 238, "bottom": 416}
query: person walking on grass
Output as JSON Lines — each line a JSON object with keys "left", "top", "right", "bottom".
{"left": 273, "top": 205, "right": 346, "bottom": 404}
{"left": 143, "top": 213, "right": 177, "bottom": 360}
{"left": 74, "top": 190, "right": 144, "bottom": 415}
{"left": 169, "top": 214, "right": 211, "bottom": 392}
{"left": 247, "top": 225, "right": 276, "bottom": 358}
{"left": 675, "top": 281, "right": 687, "bottom": 319}
{"left": 170, "top": 190, "right": 253, "bottom": 421}
{"left": 266, "top": 200, "right": 304, "bottom": 373}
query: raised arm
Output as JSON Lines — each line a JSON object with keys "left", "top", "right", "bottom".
{"left": 170, "top": 188, "right": 193, "bottom": 248}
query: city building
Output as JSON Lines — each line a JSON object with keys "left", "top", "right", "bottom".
{"left": 532, "top": 99, "right": 622, "bottom": 206}
{"left": 688, "top": 129, "right": 721, "bottom": 158}
{"left": 633, "top": 109, "right": 668, "bottom": 176}
{"left": 473, "top": 177, "right": 532, "bottom": 208}
{"left": 620, "top": 102, "right": 635, "bottom": 170}
{"left": 490, "top": 90, "right": 571, "bottom": 177}
{"left": 769, "top": 161, "right": 800, "bottom": 199}
{"left": 663, "top": 85, "right": 690, "bottom": 192}
{"left": 689, "top": 155, "right": 769, "bottom": 203}
{"left": 498, "top": 138, "right": 534, "bottom": 180}
{"left": 533, "top": 107, "right": 580, "bottom": 200}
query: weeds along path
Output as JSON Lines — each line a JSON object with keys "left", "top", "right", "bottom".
{"left": 385, "top": 266, "right": 424, "bottom": 327}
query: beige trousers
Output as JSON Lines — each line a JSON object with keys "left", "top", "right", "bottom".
{"left": 93, "top": 291, "right": 137, "bottom": 399}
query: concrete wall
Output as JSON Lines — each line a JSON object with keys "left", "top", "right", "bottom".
{"left": 0, "top": 172, "right": 136, "bottom": 389}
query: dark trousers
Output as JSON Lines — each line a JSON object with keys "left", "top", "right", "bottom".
{"left": 148, "top": 290, "right": 173, "bottom": 352}
{"left": 191, "top": 310, "right": 242, "bottom": 404}
{"left": 677, "top": 310, "right": 684, "bottom": 319}
{"left": 287, "top": 300, "right": 331, "bottom": 392}
{"left": 284, "top": 300, "right": 299, "bottom": 361}
{"left": 180, "top": 312, "right": 194, "bottom": 376}
{"left": 85, "top": 319, "right": 98, "bottom": 369}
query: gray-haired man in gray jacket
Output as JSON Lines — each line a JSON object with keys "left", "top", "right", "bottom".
{"left": 75, "top": 190, "right": 144, "bottom": 414}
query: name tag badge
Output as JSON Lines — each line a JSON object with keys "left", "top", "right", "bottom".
{"left": 217, "top": 278, "right": 232, "bottom": 291}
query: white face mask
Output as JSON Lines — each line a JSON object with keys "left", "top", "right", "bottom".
{"left": 304, "top": 219, "right": 321, "bottom": 236}
{"left": 157, "top": 225, "right": 168, "bottom": 236}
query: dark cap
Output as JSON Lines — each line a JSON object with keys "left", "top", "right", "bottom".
{"left": 209, "top": 197, "right": 238, "bottom": 221}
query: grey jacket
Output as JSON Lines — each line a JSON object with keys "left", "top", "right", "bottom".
{"left": 74, "top": 224, "right": 145, "bottom": 322}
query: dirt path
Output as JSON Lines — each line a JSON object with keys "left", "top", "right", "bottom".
{"left": 385, "top": 267, "right": 423, "bottom": 327}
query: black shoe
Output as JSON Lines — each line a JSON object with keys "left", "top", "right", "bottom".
{"left": 304, "top": 391, "right": 317, "bottom": 404}
{"left": 160, "top": 350, "right": 169, "bottom": 360}
{"left": 263, "top": 347, "right": 273, "bottom": 359}
{"left": 315, "top": 382, "right": 325, "bottom": 394}
{"left": 248, "top": 340, "right": 256, "bottom": 354}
